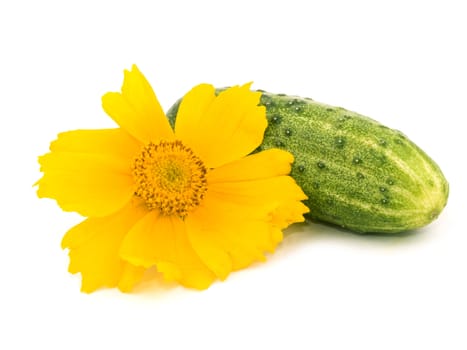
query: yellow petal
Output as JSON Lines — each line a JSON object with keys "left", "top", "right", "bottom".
{"left": 118, "top": 263, "right": 146, "bottom": 293}
{"left": 37, "top": 128, "right": 140, "bottom": 217}
{"left": 174, "top": 83, "right": 216, "bottom": 140}
{"left": 271, "top": 201, "right": 310, "bottom": 229}
{"left": 186, "top": 175, "right": 309, "bottom": 273}
{"left": 37, "top": 152, "right": 134, "bottom": 217}
{"left": 208, "top": 149, "right": 294, "bottom": 183}
{"left": 209, "top": 176, "right": 308, "bottom": 206}
{"left": 50, "top": 128, "right": 141, "bottom": 160}
{"left": 102, "top": 65, "right": 174, "bottom": 144}
{"left": 186, "top": 192, "right": 278, "bottom": 274}
{"left": 62, "top": 199, "right": 147, "bottom": 293}
{"left": 175, "top": 83, "right": 266, "bottom": 168}
{"left": 120, "top": 212, "right": 216, "bottom": 290}
{"left": 185, "top": 213, "right": 233, "bottom": 280}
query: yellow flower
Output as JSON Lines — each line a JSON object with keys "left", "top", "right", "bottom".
{"left": 37, "top": 65, "right": 309, "bottom": 292}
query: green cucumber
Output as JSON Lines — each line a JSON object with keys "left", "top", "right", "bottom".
{"left": 167, "top": 91, "right": 449, "bottom": 233}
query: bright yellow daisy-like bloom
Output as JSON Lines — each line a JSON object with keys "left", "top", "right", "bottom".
{"left": 37, "top": 65, "right": 308, "bottom": 292}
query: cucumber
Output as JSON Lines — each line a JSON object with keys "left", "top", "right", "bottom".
{"left": 166, "top": 91, "right": 449, "bottom": 233}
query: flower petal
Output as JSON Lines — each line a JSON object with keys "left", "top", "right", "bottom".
{"left": 174, "top": 83, "right": 216, "bottom": 140}
{"left": 118, "top": 263, "right": 146, "bottom": 293}
{"left": 208, "top": 149, "right": 294, "bottom": 183}
{"left": 210, "top": 178, "right": 310, "bottom": 230}
{"left": 209, "top": 176, "right": 308, "bottom": 208}
{"left": 102, "top": 65, "right": 174, "bottom": 144}
{"left": 37, "top": 128, "right": 140, "bottom": 217}
{"left": 62, "top": 199, "right": 147, "bottom": 293}
{"left": 186, "top": 192, "right": 279, "bottom": 275}
{"left": 50, "top": 128, "right": 141, "bottom": 159}
{"left": 120, "top": 212, "right": 216, "bottom": 290}
{"left": 185, "top": 213, "right": 233, "bottom": 281}
{"left": 271, "top": 201, "right": 310, "bottom": 229}
{"left": 175, "top": 83, "right": 266, "bottom": 168}
{"left": 37, "top": 152, "right": 134, "bottom": 217}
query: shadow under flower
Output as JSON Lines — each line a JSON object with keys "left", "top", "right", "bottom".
{"left": 130, "top": 267, "right": 181, "bottom": 295}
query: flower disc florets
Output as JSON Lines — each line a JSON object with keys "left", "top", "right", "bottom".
{"left": 133, "top": 140, "right": 208, "bottom": 217}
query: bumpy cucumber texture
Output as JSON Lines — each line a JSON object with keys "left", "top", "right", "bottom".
{"left": 166, "top": 90, "right": 449, "bottom": 233}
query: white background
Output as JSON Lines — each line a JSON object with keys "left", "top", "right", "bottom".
{"left": 1, "top": 1, "right": 465, "bottom": 349}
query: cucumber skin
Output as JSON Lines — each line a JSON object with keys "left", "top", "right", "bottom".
{"left": 167, "top": 91, "right": 449, "bottom": 233}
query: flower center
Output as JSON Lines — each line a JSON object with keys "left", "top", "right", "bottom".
{"left": 132, "top": 140, "right": 208, "bottom": 217}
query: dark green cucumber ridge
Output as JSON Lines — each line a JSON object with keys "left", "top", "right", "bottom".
{"left": 166, "top": 90, "right": 449, "bottom": 233}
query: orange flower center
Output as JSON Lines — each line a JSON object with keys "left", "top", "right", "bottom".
{"left": 132, "top": 140, "right": 208, "bottom": 217}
